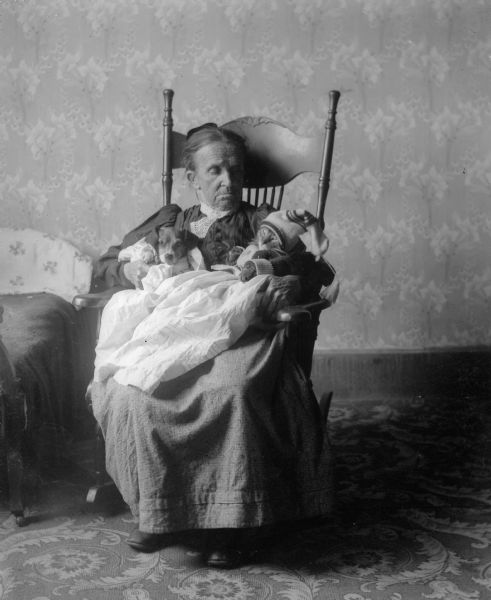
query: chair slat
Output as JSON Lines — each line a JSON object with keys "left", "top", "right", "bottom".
{"left": 277, "top": 186, "right": 284, "bottom": 210}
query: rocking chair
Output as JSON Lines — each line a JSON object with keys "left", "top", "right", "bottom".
{"left": 72, "top": 88, "right": 341, "bottom": 508}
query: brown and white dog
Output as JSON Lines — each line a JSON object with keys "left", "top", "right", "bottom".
{"left": 118, "top": 227, "right": 198, "bottom": 274}
{"left": 156, "top": 227, "right": 197, "bottom": 276}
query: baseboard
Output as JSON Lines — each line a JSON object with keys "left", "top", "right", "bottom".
{"left": 311, "top": 347, "right": 491, "bottom": 399}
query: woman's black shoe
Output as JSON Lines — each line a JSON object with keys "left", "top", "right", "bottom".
{"left": 205, "top": 548, "right": 245, "bottom": 569}
{"left": 126, "top": 529, "right": 174, "bottom": 553}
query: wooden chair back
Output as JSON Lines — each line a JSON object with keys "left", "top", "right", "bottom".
{"left": 161, "top": 89, "right": 340, "bottom": 228}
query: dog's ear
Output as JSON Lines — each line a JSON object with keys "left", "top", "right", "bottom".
{"left": 145, "top": 227, "right": 161, "bottom": 249}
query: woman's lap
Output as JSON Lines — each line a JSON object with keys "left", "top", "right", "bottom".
{"left": 92, "top": 327, "right": 333, "bottom": 533}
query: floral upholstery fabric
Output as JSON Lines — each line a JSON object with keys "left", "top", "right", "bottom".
{"left": 0, "top": 228, "right": 92, "bottom": 302}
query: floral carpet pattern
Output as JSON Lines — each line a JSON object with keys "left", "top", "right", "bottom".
{"left": 0, "top": 393, "right": 489, "bottom": 600}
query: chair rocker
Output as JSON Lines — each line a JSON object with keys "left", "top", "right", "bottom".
{"left": 73, "top": 88, "right": 341, "bottom": 509}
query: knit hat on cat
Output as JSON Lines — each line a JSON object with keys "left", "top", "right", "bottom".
{"left": 260, "top": 209, "right": 329, "bottom": 258}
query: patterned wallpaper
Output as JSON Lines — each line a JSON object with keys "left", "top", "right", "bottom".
{"left": 1, "top": 0, "right": 490, "bottom": 350}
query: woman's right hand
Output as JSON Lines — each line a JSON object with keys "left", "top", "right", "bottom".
{"left": 123, "top": 260, "right": 150, "bottom": 289}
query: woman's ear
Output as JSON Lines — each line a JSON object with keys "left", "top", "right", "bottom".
{"left": 186, "top": 170, "right": 199, "bottom": 189}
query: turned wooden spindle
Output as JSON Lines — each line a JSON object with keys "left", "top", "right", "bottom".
{"left": 162, "top": 89, "right": 174, "bottom": 206}
{"left": 317, "top": 90, "right": 341, "bottom": 230}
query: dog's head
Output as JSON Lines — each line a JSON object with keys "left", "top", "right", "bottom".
{"left": 157, "top": 227, "right": 197, "bottom": 265}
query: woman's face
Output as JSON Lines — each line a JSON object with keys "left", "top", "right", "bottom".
{"left": 186, "top": 142, "right": 244, "bottom": 211}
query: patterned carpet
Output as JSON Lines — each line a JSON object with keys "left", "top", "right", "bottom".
{"left": 1, "top": 393, "right": 490, "bottom": 600}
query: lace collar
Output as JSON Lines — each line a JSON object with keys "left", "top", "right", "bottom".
{"left": 190, "top": 203, "right": 233, "bottom": 239}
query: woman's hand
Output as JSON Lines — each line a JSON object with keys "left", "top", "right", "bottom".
{"left": 123, "top": 260, "right": 150, "bottom": 289}
{"left": 255, "top": 275, "right": 301, "bottom": 323}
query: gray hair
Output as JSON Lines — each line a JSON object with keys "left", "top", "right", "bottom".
{"left": 182, "top": 124, "right": 246, "bottom": 171}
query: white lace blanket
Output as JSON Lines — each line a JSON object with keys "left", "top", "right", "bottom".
{"left": 93, "top": 269, "right": 268, "bottom": 394}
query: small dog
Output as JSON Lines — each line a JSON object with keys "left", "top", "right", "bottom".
{"left": 118, "top": 227, "right": 197, "bottom": 275}
{"left": 156, "top": 227, "right": 196, "bottom": 275}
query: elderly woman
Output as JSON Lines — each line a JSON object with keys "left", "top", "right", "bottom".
{"left": 90, "top": 124, "right": 334, "bottom": 568}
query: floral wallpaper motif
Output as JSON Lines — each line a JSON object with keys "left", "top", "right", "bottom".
{"left": 1, "top": 0, "right": 490, "bottom": 349}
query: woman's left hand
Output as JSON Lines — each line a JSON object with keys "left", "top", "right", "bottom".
{"left": 255, "top": 275, "right": 301, "bottom": 324}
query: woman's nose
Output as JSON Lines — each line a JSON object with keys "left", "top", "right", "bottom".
{"left": 220, "top": 170, "right": 232, "bottom": 187}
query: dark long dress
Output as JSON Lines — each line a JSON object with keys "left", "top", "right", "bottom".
{"left": 91, "top": 202, "right": 334, "bottom": 533}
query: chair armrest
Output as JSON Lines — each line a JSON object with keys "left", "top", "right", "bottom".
{"left": 275, "top": 299, "right": 331, "bottom": 322}
{"left": 72, "top": 287, "right": 124, "bottom": 311}
{"left": 274, "top": 280, "right": 340, "bottom": 322}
